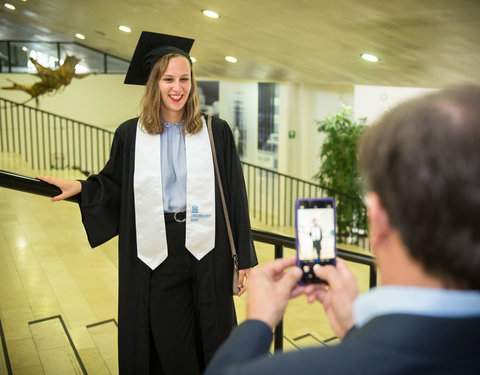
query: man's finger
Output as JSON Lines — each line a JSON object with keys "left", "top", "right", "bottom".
{"left": 313, "top": 264, "right": 339, "bottom": 286}
{"left": 335, "top": 258, "right": 349, "bottom": 272}
{"left": 290, "top": 284, "right": 306, "bottom": 298}
{"left": 266, "top": 256, "right": 297, "bottom": 275}
{"left": 303, "top": 282, "right": 325, "bottom": 296}
{"left": 280, "top": 267, "right": 302, "bottom": 288}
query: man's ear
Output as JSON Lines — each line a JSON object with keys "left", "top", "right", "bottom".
{"left": 367, "top": 192, "right": 392, "bottom": 250}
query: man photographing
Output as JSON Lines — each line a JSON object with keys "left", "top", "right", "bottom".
{"left": 205, "top": 85, "right": 480, "bottom": 374}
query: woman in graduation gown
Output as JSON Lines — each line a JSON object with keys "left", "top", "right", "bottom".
{"left": 38, "top": 31, "right": 258, "bottom": 375}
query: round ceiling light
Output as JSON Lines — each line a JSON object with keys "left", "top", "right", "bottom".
{"left": 202, "top": 10, "right": 220, "bottom": 19}
{"left": 361, "top": 53, "right": 379, "bottom": 62}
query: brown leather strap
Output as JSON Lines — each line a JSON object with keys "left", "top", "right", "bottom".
{"left": 206, "top": 115, "right": 238, "bottom": 259}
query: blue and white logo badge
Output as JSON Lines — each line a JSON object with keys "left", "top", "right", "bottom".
{"left": 191, "top": 205, "right": 212, "bottom": 222}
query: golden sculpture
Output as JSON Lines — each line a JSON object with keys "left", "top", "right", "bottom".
{"left": 2, "top": 54, "right": 95, "bottom": 106}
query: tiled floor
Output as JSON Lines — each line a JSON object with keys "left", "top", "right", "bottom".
{"left": 0, "top": 152, "right": 373, "bottom": 374}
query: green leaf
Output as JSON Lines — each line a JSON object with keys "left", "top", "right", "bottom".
{"left": 314, "top": 105, "right": 368, "bottom": 245}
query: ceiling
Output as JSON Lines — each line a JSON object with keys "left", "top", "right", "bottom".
{"left": 1, "top": 0, "right": 480, "bottom": 88}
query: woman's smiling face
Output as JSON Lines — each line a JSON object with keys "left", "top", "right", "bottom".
{"left": 158, "top": 56, "right": 191, "bottom": 122}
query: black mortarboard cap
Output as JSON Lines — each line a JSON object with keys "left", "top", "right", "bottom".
{"left": 124, "top": 31, "right": 195, "bottom": 85}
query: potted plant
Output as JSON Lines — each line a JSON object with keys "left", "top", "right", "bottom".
{"left": 314, "top": 105, "right": 368, "bottom": 246}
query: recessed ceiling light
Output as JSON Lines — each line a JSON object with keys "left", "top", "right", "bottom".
{"left": 75, "top": 33, "right": 86, "bottom": 40}
{"left": 119, "top": 25, "right": 131, "bottom": 33}
{"left": 22, "top": 46, "right": 28, "bottom": 52}
{"left": 5, "top": 3, "right": 16, "bottom": 10}
{"left": 202, "top": 10, "right": 220, "bottom": 19}
{"left": 361, "top": 53, "right": 379, "bottom": 62}
{"left": 190, "top": 57, "right": 197, "bottom": 63}
{"left": 225, "top": 56, "right": 237, "bottom": 63}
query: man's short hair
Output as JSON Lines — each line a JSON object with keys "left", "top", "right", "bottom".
{"left": 358, "top": 85, "right": 480, "bottom": 289}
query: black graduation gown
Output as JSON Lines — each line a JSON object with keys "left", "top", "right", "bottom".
{"left": 77, "top": 115, "right": 258, "bottom": 374}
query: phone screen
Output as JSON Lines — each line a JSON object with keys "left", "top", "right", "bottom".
{"left": 295, "top": 198, "right": 336, "bottom": 284}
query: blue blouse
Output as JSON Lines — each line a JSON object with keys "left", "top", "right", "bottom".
{"left": 161, "top": 121, "right": 187, "bottom": 212}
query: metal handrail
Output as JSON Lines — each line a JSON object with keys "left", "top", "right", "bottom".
{"left": 241, "top": 161, "right": 369, "bottom": 249}
{"left": 0, "top": 168, "right": 376, "bottom": 352}
{"left": 252, "top": 228, "right": 375, "bottom": 268}
{"left": 0, "top": 169, "right": 77, "bottom": 202}
{"left": 0, "top": 97, "right": 115, "bottom": 173}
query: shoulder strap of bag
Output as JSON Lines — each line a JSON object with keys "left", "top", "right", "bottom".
{"left": 206, "top": 115, "right": 238, "bottom": 260}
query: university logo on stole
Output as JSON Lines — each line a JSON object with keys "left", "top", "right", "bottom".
{"left": 191, "top": 205, "right": 212, "bottom": 222}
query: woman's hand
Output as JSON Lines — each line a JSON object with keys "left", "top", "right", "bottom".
{"left": 36, "top": 175, "right": 82, "bottom": 202}
{"left": 236, "top": 268, "right": 252, "bottom": 297}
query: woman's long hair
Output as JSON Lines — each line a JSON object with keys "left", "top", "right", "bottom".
{"left": 139, "top": 53, "right": 203, "bottom": 135}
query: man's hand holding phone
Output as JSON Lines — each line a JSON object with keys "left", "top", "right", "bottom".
{"left": 303, "top": 258, "right": 359, "bottom": 339}
{"left": 246, "top": 257, "right": 305, "bottom": 330}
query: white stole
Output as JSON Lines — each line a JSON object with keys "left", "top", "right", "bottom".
{"left": 134, "top": 118, "right": 215, "bottom": 270}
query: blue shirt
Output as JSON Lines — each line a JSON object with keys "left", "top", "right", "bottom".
{"left": 354, "top": 285, "right": 480, "bottom": 328}
{"left": 160, "top": 121, "right": 186, "bottom": 212}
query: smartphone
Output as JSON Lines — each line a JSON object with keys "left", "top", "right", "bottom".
{"left": 295, "top": 197, "right": 336, "bottom": 284}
